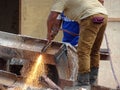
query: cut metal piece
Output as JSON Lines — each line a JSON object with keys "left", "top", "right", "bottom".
{"left": 0, "top": 70, "right": 17, "bottom": 86}
{"left": 0, "top": 70, "right": 42, "bottom": 89}
{"left": 0, "top": 31, "right": 65, "bottom": 65}
{"left": 39, "top": 75, "right": 62, "bottom": 90}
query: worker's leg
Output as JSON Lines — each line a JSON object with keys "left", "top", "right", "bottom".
{"left": 77, "top": 14, "right": 107, "bottom": 86}
{"left": 90, "top": 14, "right": 108, "bottom": 85}
{"left": 77, "top": 16, "right": 99, "bottom": 86}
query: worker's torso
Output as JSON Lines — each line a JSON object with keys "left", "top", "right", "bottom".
{"left": 52, "top": 0, "right": 108, "bottom": 22}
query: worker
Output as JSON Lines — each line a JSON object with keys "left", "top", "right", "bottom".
{"left": 47, "top": 0, "right": 108, "bottom": 88}
{"left": 52, "top": 0, "right": 104, "bottom": 47}
{"left": 57, "top": 0, "right": 104, "bottom": 47}
{"left": 57, "top": 13, "right": 80, "bottom": 46}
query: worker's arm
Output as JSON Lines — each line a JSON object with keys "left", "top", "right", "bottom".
{"left": 47, "top": 11, "right": 61, "bottom": 41}
{"left": 98, "top": 0, "right": 104, "bottom": 5}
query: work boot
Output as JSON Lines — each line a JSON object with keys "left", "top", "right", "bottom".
{"left": 90, "top": 67, "right": 98, "bottom": 85}
{"left": 75, "top": 73, "right": 91, "bottom": 90}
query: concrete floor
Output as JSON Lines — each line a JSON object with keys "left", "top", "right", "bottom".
{"left": 98, "top": 22, "right": 120, "bottom": 89}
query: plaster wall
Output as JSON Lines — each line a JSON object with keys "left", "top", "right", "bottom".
{"left": 105, "top": 0, "right": 120, "bottom": 17}
{"left": 21, "top": 0, "right": 62, "bottom": 41}
{"left": 99, "top": 0, "right": 120, "bottom": 89}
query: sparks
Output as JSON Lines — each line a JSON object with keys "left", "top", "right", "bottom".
{"left": 23, "top": 55, "right": 45, "bottom": 90}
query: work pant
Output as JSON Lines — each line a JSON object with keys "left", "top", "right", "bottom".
{"left": 77, "top": 13, "right": 108, "bottom": 73}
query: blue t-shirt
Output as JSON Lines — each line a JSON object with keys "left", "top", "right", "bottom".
{"left": 61, "top": 13, "right": 80, "bottom": 46}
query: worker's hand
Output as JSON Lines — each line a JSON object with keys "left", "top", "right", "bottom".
{"left": 51, "top": 30, "right": 58, "bottom": 38}
{"left": 47, "top": 30, "right": 58, "bottom": 42}
{"left": 47, "top": 33, "right": 55, "bottom": 42}
{"left": 47, "top": 33, "right": 53, "bottom": 42}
